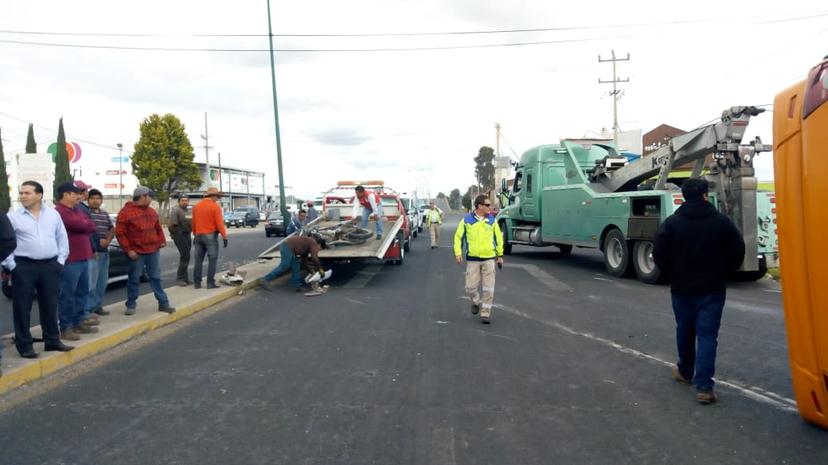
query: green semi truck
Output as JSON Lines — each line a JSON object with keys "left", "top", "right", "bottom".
{"left": 496, "top": 106, "right": 778, "bottom": 283}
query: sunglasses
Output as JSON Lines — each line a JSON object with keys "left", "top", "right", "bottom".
{"left": 482, "top": 203, "right": 492, "bottom": 207}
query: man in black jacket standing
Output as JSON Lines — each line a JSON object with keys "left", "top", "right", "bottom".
{"left": 653, "top": 178, "right": 745, "bottom": 405}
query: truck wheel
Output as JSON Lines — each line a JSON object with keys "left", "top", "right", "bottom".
{"left": 403, "top": 237, "right": 411, "bottom": 252}
{"left": 500, "top": 221, "right": 512, "bottom": 255}
{"left": 603, "top": 229, "right": 633, "bottom": 277}
{"left": 632, "top": 240, "right": 664, "bottom": 284}
{"left": 395, "top": 232, "right": 405, "bottom": 265}
{"left": 412, "top": 229, "right": 418, "bottom": 238}
{"left": 556, "top": 244, "right": 573, "bottom": 256}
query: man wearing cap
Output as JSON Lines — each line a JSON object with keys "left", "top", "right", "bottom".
{"left": 1, "top": 181, "right": 74, "bottom": 358}
{"left": 168, "top": 195, "right": 193, "bottom": 286}
{"left": 424, "top": 201, "right": 444, "bottom": 249}
{"left": 75, "top": 180, "right": 105, "bottom": 326}
{"left": 115, "top": 186, "right": 175, "bottom": 315}
{"left": 350, "top": 185, "right": 384, "bottom": 240}
{"left": 306, "top": 200, "right": 319, "bottom": 223}
{"left": 54, "top": 180, "right": 99, "bottom": 341}
{"left": 191, "top": 186, "right": 228, "bottom": 289}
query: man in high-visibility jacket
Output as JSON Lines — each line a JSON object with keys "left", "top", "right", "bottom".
{"left": 424, "top": 201, "right": 444, "bottom": 249}
{"left": 453, "top": 195, "right": 504, "bottom": 324}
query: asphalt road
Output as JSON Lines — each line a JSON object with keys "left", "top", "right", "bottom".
{"left": 0, "top": 226, "right": 278, "bottom": 336}
{"left": 0, "top": 216, "right": 825, "bottom": 464}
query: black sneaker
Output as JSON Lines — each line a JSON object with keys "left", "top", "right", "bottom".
{"left": 193, "top": 282, "right": 202, "bottom": 289}
{"left": 158, "top": 304, "right": 176, "bottom": 314}
{"left": 207, "top": 282, "right": 219, "bottom": 289}
{"left": 481, "top": 317, "right": 491, "bottom": 324}
{"left": 375, "top": 235, "right": 382, "bottom": 240}
{"left": 471, "top": 303, "right": 480, "bottom": 315}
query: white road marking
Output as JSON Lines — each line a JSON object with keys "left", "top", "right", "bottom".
{"left": 503, "top": 263, "right": 573, "bottom": 292}
{"left": 479, "top": 298, "right": 799, "bottom": 414}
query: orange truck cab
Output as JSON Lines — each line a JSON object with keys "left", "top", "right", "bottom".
{"left": 773, "top": 55, "right": 828, "bottom": 428}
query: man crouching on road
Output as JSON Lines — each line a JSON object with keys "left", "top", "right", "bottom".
{"left": 653, "top": 178, "right": 745, "bottom": 405}
{"left": 258, "top": 235, "right": 327, "bottom": 292}
{"left": 115, "top": 187, "right": 176, "bottom": 316}
{"left": 454, "top": 195, "right": 504, "bottom": 324}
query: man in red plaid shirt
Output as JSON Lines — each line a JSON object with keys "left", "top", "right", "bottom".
{"left": 115, "top": 186, "right": 175, "bottom": 315}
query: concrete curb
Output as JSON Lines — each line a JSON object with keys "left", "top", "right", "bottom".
{"left": 0, "top": 260, "right": 279, "bottom": 396}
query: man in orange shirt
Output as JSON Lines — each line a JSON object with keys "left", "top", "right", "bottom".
{"left": 191, "top": 187, "right": 228, "bottom": 289}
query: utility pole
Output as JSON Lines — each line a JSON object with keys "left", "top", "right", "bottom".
{"left": 200, "top": 112, "right": 213, "bottom": 184}
{"left": 598, "top": 49, "right": 630, "bottom": 146}
{"left": 266, "top": 0, "right": 289, "bottom": 227}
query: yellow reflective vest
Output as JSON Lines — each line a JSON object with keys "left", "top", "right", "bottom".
{"left": 453, "top": 213, "right": 504, "bottom": 260}
{"left": 425, "top": 208, "right": 442, "bottom": 225}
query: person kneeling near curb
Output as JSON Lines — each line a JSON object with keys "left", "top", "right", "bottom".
{"left": 259, "top": 235, "right": 326, "bottom": 292}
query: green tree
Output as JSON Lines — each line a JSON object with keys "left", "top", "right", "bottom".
{"left": 132, "top": 113, "right": 201, "bottom": 209}
{"left": 462, "top": 184, "right": 478, "bottom": 211}
{"left": 25, "top": 123, "right": 37, "bottom": 153}
{"left": 53, "top": 118, "right": 73, "bottom": 199}
{"left": 474, "top": 146, "right": 496, "bottom": 193}
{"left": 0, "top": 129, "right": 11, "bottom": 212}
{"left": 449, "top": 188, "right": 461, "bottom": 210}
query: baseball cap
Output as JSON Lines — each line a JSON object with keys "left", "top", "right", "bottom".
{"left": 56, "top": 181, "right": 81, "bottom": 197}
{"left": 73, "top": 180, "right": 91, "bottom": 191}
{"left": 133, "top": 186, "right": 155, "bottom": 198}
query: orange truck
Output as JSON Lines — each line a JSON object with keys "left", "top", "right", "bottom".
{"left": 773, "top": 55, "right": 828, "bottom": 428}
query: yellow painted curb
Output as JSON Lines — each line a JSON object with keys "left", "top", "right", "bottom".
{"left": 0, "top": 270, "right": 271, "bottom": 396}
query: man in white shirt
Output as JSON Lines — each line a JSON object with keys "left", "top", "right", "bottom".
{"left": 2, "top": 181, "right": 73, "bottom": 358}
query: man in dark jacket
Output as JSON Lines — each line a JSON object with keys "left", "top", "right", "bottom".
{"left": 653, "top": 178, "right": 745, "bottom": 405}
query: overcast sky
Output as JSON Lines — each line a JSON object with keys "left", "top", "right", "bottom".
{"left": 1, "top": 1, "right": 825, "bottom": 199}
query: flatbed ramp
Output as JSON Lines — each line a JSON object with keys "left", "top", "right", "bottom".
{"left": 258, "top": 217, "right": 403, "bottom": 261}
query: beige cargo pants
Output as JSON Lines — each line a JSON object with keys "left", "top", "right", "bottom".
{"left": 465, "top": 260, "right": 496, "bottom": 318}
{"left": 429, "top": 222, "right": 441, "bottom": 247}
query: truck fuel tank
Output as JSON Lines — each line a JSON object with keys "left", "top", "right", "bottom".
{"left": 513, "top": 226, "right": 544, "bottom": 246}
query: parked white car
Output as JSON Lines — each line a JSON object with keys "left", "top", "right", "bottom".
{"left": 399, "top": 195, "right": 422, "bottom": 237}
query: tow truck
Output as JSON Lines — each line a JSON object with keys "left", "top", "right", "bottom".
{"left": 497, "top": 105, "right": 777, "bottom": 283}
{"left": 259, "top": 181, "right": 409, "bottom": 265}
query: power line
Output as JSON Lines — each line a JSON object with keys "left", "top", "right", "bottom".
{"left": 0, "top": 35, "right": 634, "bottom": 53}
{"left": 0, "top": 11, "right": 826, "bottom": 38}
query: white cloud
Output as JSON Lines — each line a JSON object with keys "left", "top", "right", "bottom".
{"left": 2, "top": 0, "right": 824, "bottom": 200}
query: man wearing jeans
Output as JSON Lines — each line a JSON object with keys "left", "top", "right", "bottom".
{"left": 350, "top": 185, "right": 384, "bottom": 240}
{"left": 191, "top": 187, "right": 228, "bottom": 289}
{"left": 258, "top": 235, "right": 326, "bottom": 292}
{"left": 54, "top": 181, "right": 99, "bottom": 341}
{"left": 85, "top": 188, "right": 114, "bottom": 316}
{"left": 115, "top": 186, "right": 175, "bottom": 315}
{"left": 653, "top": 178, "right": 745, "bottom": 405}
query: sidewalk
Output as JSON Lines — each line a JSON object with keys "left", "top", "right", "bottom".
{"left": 0, "top": 259, "right": 278, "bottom": 396}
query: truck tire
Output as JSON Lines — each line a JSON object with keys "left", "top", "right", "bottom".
{"left": 556, "top": 244, "right": 573, "bottom": 256}
{"left": 395, "top": 232, "right": 405, "bottom": 265}
{"left": 500, "top": 221, "right": 512, "bottom": 255}
{"left": 632, "top": 240, "right": 664, "bottom": 284}
{"left": 603, "top": 229, "right": 634, "bottom": 277}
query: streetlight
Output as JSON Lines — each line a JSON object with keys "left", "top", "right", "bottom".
{"left": 117, "top": 143, "right": 123, "bottom": 208}
{"left": 266, "top": 0, "right": 289, "bottom": 227}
